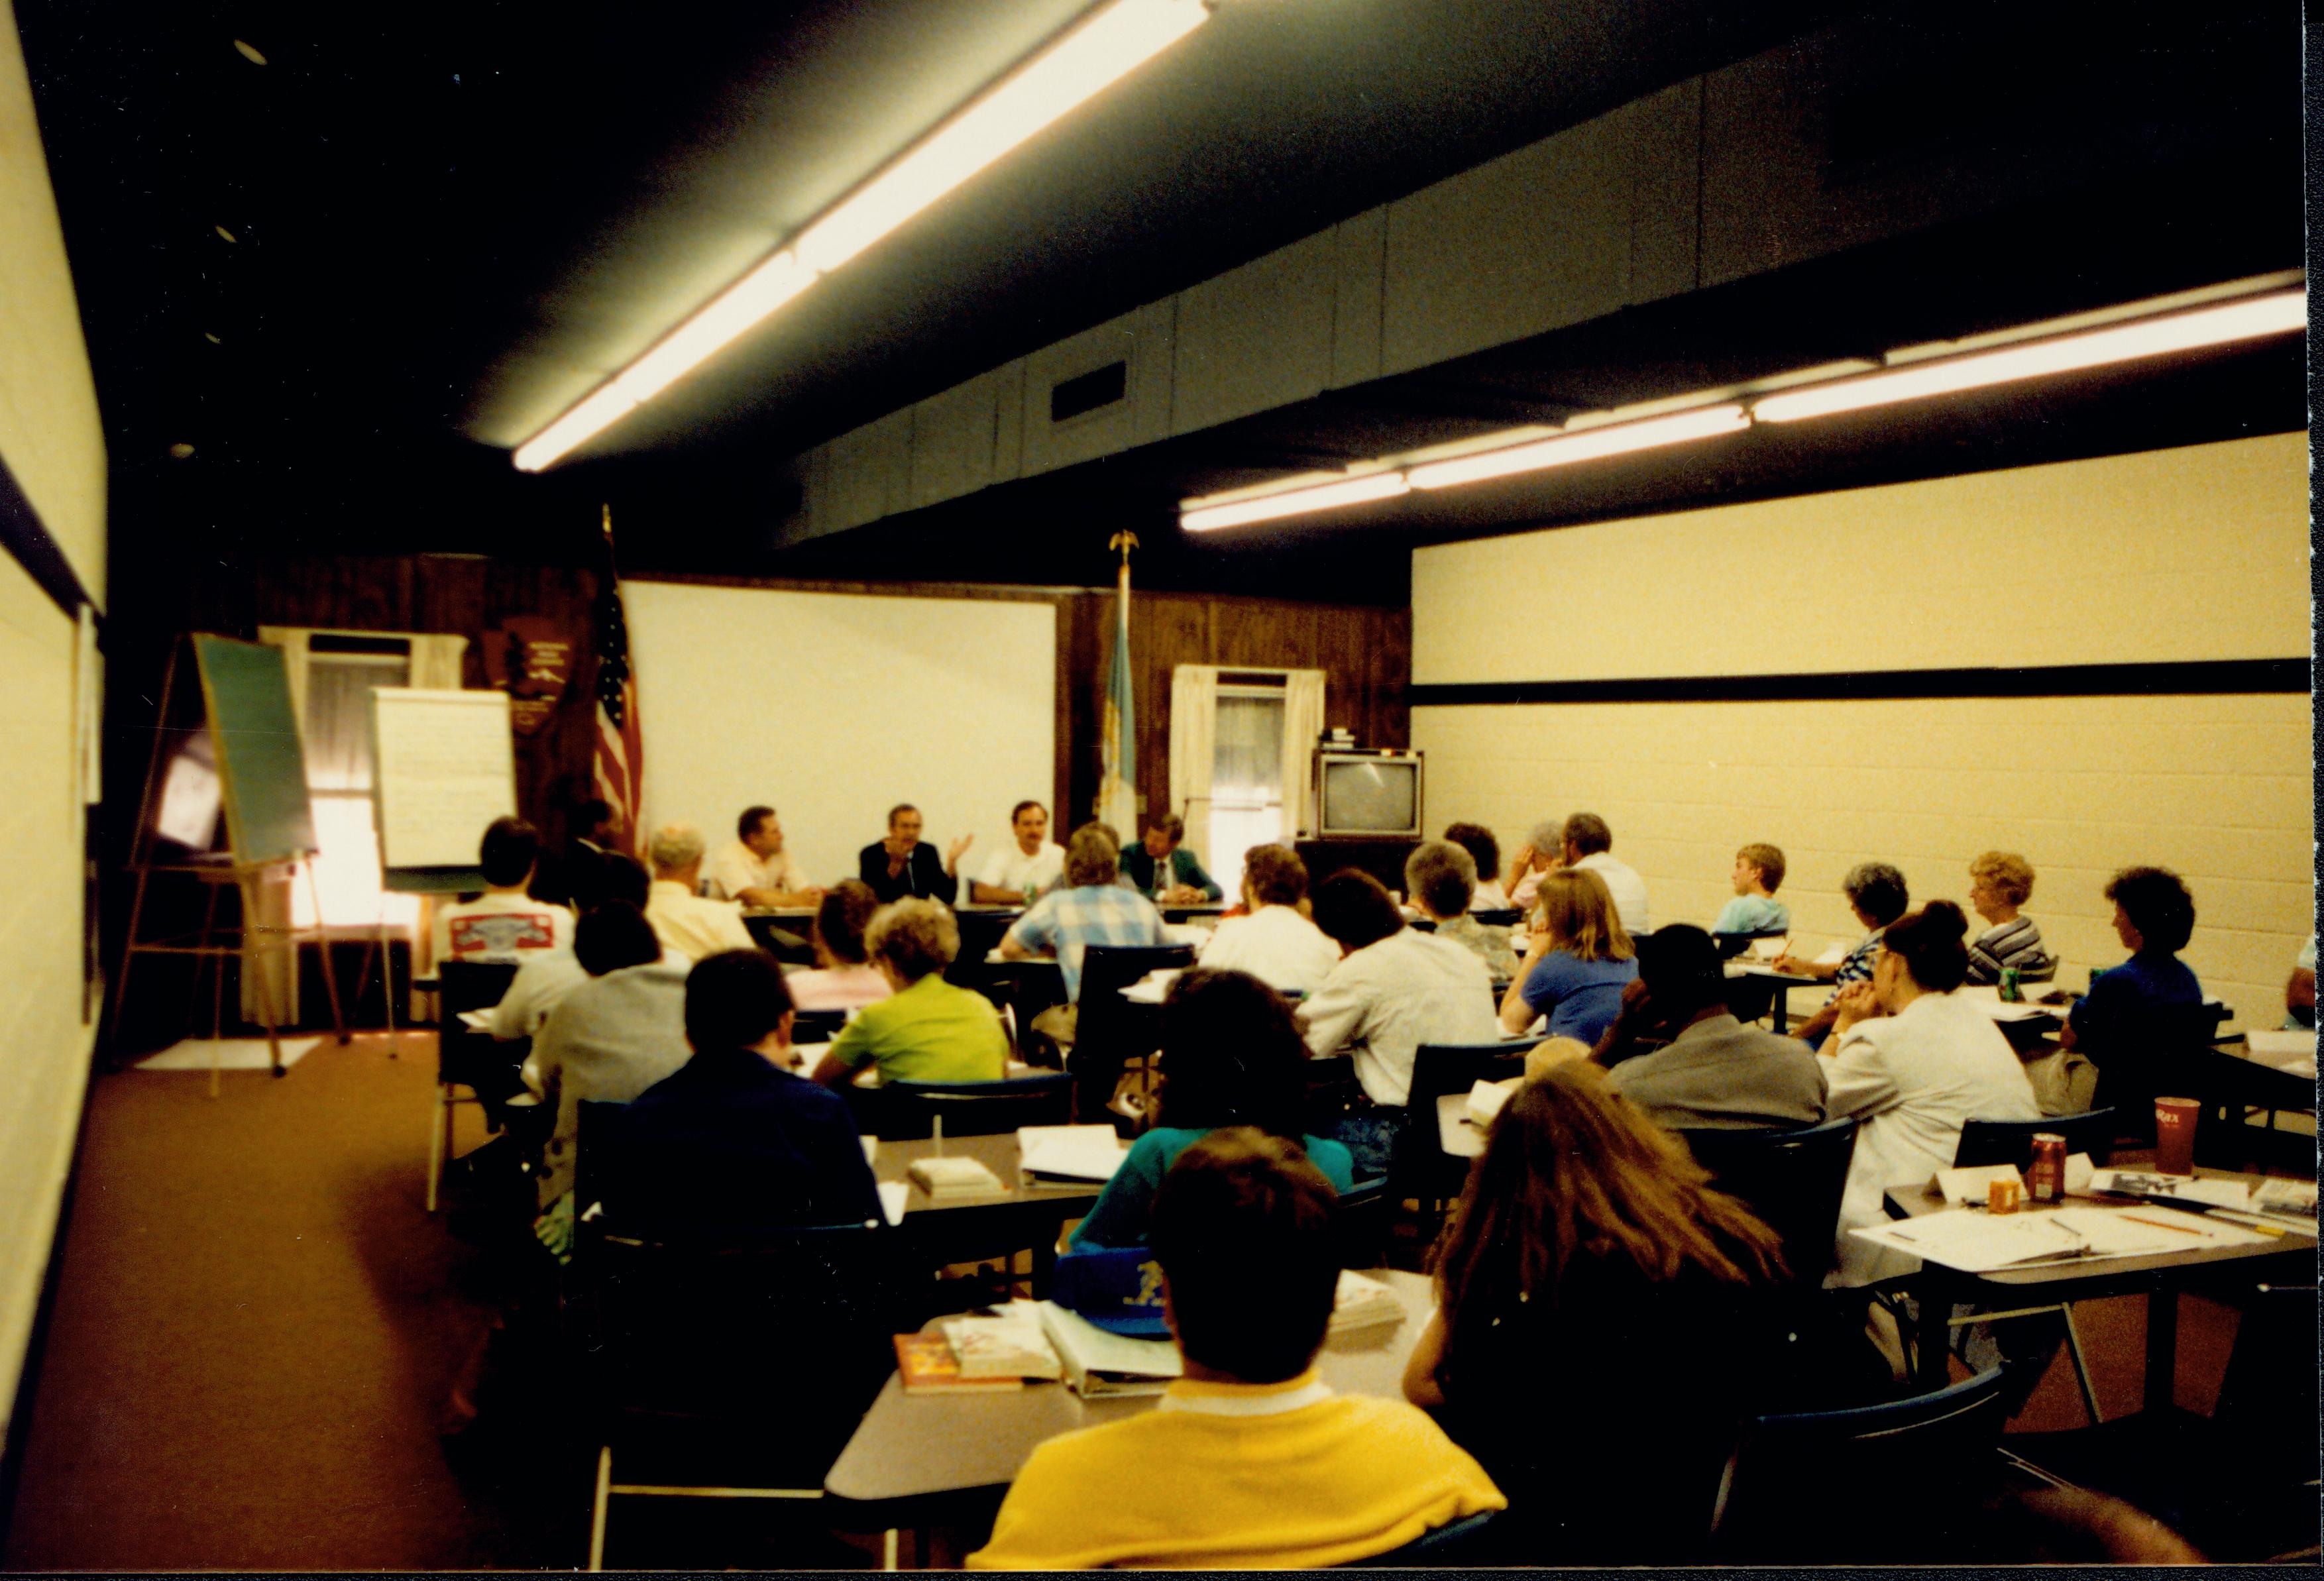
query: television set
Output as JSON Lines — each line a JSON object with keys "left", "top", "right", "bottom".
{"left": 1313, "top": 751, "right": 1424, "bottom": 839}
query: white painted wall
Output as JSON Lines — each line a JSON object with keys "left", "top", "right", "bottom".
{"left": 0, "top": 0, "right": 101, "bottom": 1440}
{"left": 622, "top": 580, "right": 1056, "bottom": 887}
{"left": 1411, "top": 435, "right": 2315, "bottom": 1032}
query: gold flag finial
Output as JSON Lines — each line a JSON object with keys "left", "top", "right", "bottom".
{"left": 1109, "top": 530, "right": 1138, "bottom": 565}
{"left": 602, "top": 502, "right": 613, "bottom": 537}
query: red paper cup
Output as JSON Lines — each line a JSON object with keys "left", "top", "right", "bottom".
{"left": 2154, "top": 1096, "right": 2200, "bottom": 1175}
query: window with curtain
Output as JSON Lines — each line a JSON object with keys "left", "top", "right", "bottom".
{"left": 293, "top": 649, "right": 421, "bottom": 930}
{"left": 1208, "top": 686, "right": 1287, "bottom": 889}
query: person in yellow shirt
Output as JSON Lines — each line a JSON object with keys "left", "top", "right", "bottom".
{"left": 967, "top": 1130, "right": 1502, "bottom": 1570}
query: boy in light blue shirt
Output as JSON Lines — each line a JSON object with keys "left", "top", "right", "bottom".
{"left": 1713, "top": 843, "right": 1790, "bottom": 935}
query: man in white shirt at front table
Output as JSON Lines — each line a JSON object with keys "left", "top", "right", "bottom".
{"left": 968, "top": 800, "right": 1066, "bottom": 905}
{"left": 643, "top": 822, "right": 757, "bottom": 963}
{"left": 704, "top": 805, "right": 822, "bottom": 908}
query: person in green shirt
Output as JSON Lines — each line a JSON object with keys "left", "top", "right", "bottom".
{"left": 812, "top": 898, "right": 1009, "bottom": 1087}
{"left": 1071, "top": 967, "right": 1356, "bottom": 1249}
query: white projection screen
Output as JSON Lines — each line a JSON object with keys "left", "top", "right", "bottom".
{"left": 622, "top": 580, "right": 1056, "bottom": 887}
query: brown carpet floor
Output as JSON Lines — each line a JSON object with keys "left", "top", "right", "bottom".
{"left": 0, "top": 1032, "right": 2262, "bottom": 1568}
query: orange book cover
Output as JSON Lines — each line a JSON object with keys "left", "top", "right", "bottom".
{"left": 893, "top": 1333, "right": 1024, "bottom": 1395}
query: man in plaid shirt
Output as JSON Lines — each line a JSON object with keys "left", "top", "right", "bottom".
{"left": 1003, "top": 822, "right": 1169, "bottom": 1003}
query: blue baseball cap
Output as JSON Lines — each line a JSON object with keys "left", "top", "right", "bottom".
{"left": 1050, "top": 1246, "right": 1172, "bottom": 1338}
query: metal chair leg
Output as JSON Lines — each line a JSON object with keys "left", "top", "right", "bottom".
{"left": 426, "top": 1084, "right": 448, "bottom": 1213}
{"left": 588, "top": 1444, "right": 612, "bottom": 1571}
{"left": 2061, "top": 1303, "right": 2101, "bottom": 1426}
{"left": 881, "top": 1529, "right": 899, "bottom": 1571}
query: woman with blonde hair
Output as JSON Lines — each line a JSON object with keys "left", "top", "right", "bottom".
{"left": 1404, "top": 1061, "right": 1787, "bottom": 1561}
{"left": 1498, "top": 866, "right": 1635, "bottom": 1041}
{"left": 1963, "top": 851, "right": 2054, "bottom": 985}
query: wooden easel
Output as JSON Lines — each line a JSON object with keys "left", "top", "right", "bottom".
{"left": 109, "top": 635, "right": 347, "bottom": 1094}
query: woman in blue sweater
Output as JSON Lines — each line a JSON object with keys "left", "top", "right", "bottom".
{"left": 1070, "top": 969, "right": 1356, "bottom": 1248}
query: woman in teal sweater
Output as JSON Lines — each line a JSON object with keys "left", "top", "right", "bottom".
{"left": 1070, "top": 968, "right": 1356, "bottom": 1248}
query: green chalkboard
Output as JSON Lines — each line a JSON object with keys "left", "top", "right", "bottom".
{"left": 192, "top": 633, "right": 318, "bottom": 866}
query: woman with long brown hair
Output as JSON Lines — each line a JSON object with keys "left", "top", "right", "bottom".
{"left": 1403, "top": 1061, "right": 1788, "bottom": 1561}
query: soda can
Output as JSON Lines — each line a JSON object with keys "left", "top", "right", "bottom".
{"left": 2028, "top": 1133, "right": 2067, "bottom": 1202}
{"left": 2000, "top": 966, "right": 2021, "bottom": 1003}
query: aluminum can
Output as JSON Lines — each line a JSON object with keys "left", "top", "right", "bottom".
{"left": 2000, "top": 966, "right": 2021, "bottom": 1003}
{"left": 2028, "top": 1133, "right": 2067, "bottom": 1202}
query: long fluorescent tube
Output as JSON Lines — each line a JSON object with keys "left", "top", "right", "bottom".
{"left": 1182, "top": 473, "right": 1411, "bottom": 532}
{"left": 1406, "top": 404, "right": 1751, "bottom": 490}
{"left": 1753, "top": 289, "right": 2308, "bottom": 423}
{"left": 514, "top": 0, "right": 1211, "bottom": 472}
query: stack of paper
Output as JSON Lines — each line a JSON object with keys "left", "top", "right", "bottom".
{"left": 2089, "top": 1170, "right": 2251, "bottom": 1210}
{"left": 1465, "top": 1077, "right": 1520, "bottom": 1128}
{"left": 2252, "top": 1179, "right": 2318, "bottom": 1223}
{"left": 1017, "top": 1124, "right": 1129, "bottom": 1185}
{"left": 1933, "top": 1162, "right": 2025, "bottom": 1207}
{"left": 1035, "top": 1300, "right": 1182, "bottom": 1397}
{"left": 942, "top": 1303, "right": 1063, "bottom": 1381}
{"left": 1329, "top": 1270, "right": 1405, "bottom": 1333}
{"left": 907, "top": 1156, "right": 1007, "bottom": 1199}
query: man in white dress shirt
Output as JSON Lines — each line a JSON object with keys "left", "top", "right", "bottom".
{"left": 704, "top": 806, "right": 820, "bottom": 908}
{"left": 1197, "top": 845, "right": 1339, "bottom": 996}
{"left": 1561, "top": 812, "right": 1649, "bottom": 936}
{"left": 969, "top": 800, "right": 1067, "bottom": 905}
{"left": 643, "top": 823, "right": 757, "bottom": 962}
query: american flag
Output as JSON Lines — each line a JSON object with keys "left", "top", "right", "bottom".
{"left": 592, "top": 506, "right": 643, "bottom": 854}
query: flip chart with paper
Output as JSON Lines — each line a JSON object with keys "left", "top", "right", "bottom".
{"left": 368, "top": 688, "right": 518, "bottom": 875}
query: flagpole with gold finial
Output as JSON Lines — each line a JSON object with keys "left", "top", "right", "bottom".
{"left": 1099, "top": 532, "right": 1138, "bottom": 838}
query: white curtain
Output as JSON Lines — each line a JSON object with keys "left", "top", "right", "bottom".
{"left": 1168, "top": 666, "right": 1221, "bottom": 865}
{"left": 1281, "top": 669, "right": 1326, "bottom": 836}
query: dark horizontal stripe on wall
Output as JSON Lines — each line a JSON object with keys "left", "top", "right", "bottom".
{"left": 1410, "top": 659, "right": 2311, "bottom": 708}
{"left": 0, "top": 451, "right": 95, "bottom": 619}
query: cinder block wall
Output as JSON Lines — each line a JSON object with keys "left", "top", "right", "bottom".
{"left": 1411, "top": 433, "right": 2313, "bottom": 1032}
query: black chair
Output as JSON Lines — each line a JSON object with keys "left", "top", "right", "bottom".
{"left": 1710, "top": 926, "right": 1791, "bottom": 961}
{"left": 430, "top": 959, "right": 523, "bottom": 1213}
{"left": 2184, "top": 1046, "right": 2316, "bottom": 1171}
{"left": 1391, "top": 1038, "right": 1541, "bottom": 1221}
{"left": 1953, "top": 1109, "right": 2117, "bottom": 1172}
{"left": 1069, "top": 944, "right": 1196, "bottom": 1127}
{"left": 1470, "top": 908, "right": 1523, "bottom": 929}
{"left": 575, "top": 1221, "right": 909, "bottom": 1570}
{"left": 1332, "top": 1175, "right": 1388, "bottom": 1270}
{"left": 879, "top": 1071, "right": 1075, "bottom": 1140}
{"left": 1339, "top": 1509, "right": 1504, "bottom": 1567}
{"left": 2084, "top": 1000, "right": 2227, "bottom": 1140}
{"left": 1679, "top": 1117, "right": 1858, "bottom": 1289}
{"left": 789, "top": 1007, "right": 849, "bottom": 1046}
{"left": 1710, "top": 1366, "right": 2011, "bottom": 1563}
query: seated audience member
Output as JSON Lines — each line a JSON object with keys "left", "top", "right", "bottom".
{"left": 2058, "top": 866, "right": 2203, "bottom": 1095}
{"left": 969, "top": 800, "right": 1066, "bottom": 905}
{"left": 1404, "top": 1062, "right": 1786, "bottom": 1562}
{"left": 1120, "top": 813, "right": 1225, "bottom": 904}
{"left": 704, "top": 805, "right": 821, "bottom": 909}
{"left": 527, "top": 901, "right": 692, "bottom": 1209}
{"left": 1962, "top": 850, "right": 2054, "bottom": 985}
{"left": 1714, "top": 842, "right": 1790, "bottom": 936}
{"left": 858, "top": 803, "right": 967, "bottom": 904}
{"left": 641, "top": 823, "right": 757, "bottom": 963}
{"left": 969, "top": 1130, "right": 1502, "bottom": 1569}
{"left": 2288, "top": 933, "right": 2317, "bottom": 1030}
{"left": 814, "top": 898, "right": 1009, "bottom": 1087}
{"left": 490, "top": 853, "right": 649, "bottom": 1040}
{"left": 1822, "top": 902, "right": 2039, "bottom": 1284}
{"left": 1070, "top": 969, "right": 1357, "bottom": 1249}
{"left": 546, "top": 795, "right": 624, "bottom": 911}
{"left": 610, "top": 949, "right": 880, "bottom": 1236}
{"left": 1501, "top": 818, "right": 1563, "bottom": 912}
{"left": 1444, "top": 822, "right": 1511, "bottom": 912}
{"left": 432, "top": 817, "right": 573, "bottom": 965}
{"left": 1299, "top": 872, "right": 1498, "bottom": 1175}
{"left": 1594, "top": 925, "right": 1826, "bottom": 1130}
{"left": 1500, "top": 867, "right": 1637, "bottom": 1044}
{"left": 783, "top": 879, "right": 891, "bottom": 1013}
{"left": 1559, "top": 811, "right": 1649, "bottom": 934}
{"left": 1003, "top": 822, "right": 1170, "bottom": 1009}
{"left": 1195, "top": 844, "right": 1338, "bottom": 995}
{"left": 1776, "top": 861, "right": 1909, "bottom": 1046}
{"left": 1408, "top": 840, "right": 1518, "bottom": 982}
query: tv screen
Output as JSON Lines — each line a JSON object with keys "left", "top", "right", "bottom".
{"left": 1321, "top": 758, "right": 1418, "bottom": 836}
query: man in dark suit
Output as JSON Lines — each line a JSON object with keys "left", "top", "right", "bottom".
{"left": 608, "top": 949, "right": 882, "bottom": 1237}
{"left": 1118, "top": 814, "right": 1223, "bottom": 904}
{"left": 858, "top": 803, "right": 968, "bottom": 904}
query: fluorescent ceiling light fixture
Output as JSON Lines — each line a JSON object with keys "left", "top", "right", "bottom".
{"left": 1182, "top": 473, "right": 1411, "bottom": 532}
{"left": 1406, "top": 404, "right": 1750, "bottom": 490}
{"left": 513, "top": 0, "right": 1211, "bottom": 472}
{"left": 1753, "top": 288, "right": 2308, "bottom": 423}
